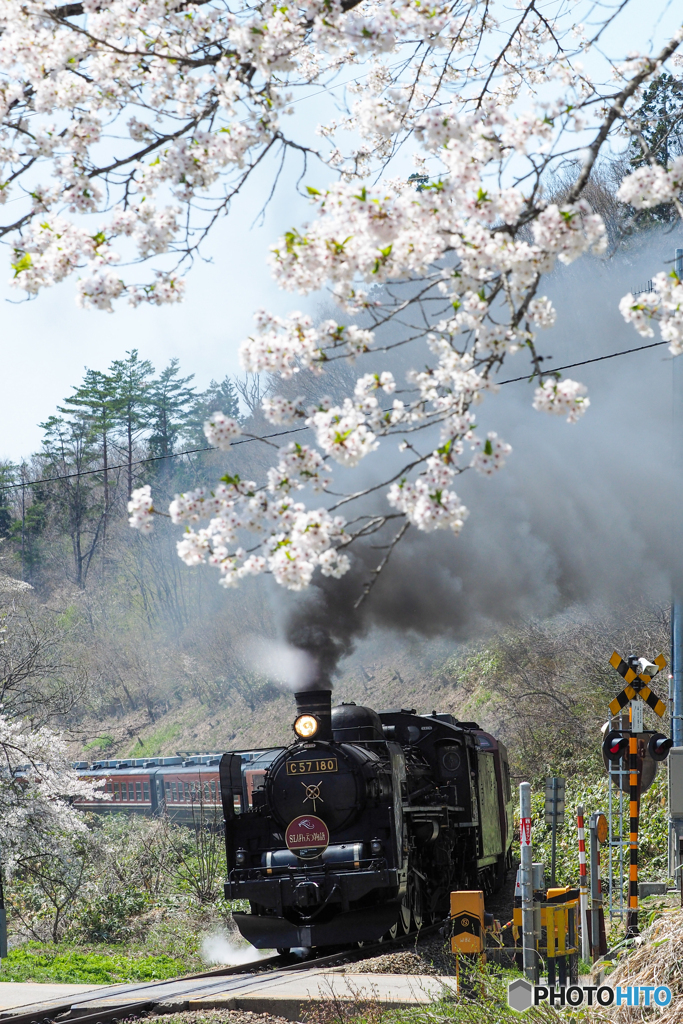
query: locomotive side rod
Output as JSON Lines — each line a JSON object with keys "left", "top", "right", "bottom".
{"left": 0, "top": 922, "right": 446, "bottom": 1024}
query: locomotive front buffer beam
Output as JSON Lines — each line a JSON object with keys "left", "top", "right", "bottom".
{"left": 232, "top": 901, "right": 402, "bottom": 950}
{"left": 225, "top": 865, "right": 398, "bottom": 915}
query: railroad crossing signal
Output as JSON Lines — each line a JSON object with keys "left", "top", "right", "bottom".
{"left": 545, "top": 777, "right": 566, "bottom": 888}
{"left": 608, "top": 651, "right": 667, "bottom": 718}
{"left": 603, "top": 730, "right": 629, "bottom": 762}
{"left": 648, "top": 733, "right": 674, "bottom": 761}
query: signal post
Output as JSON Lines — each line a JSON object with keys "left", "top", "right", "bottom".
{"left": 605, "top": 652, "right": 672, "bottom": 936}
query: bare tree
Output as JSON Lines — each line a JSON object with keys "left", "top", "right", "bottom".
{"left": 0, "top": 597, "right": 86, "bottom": 726}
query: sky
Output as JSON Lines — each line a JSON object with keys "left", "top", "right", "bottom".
{"left": 0, "top": 149, "right": 319, "bottom": 462}
{"left": 1, "top": 0, "right": 683, "bottom": 463}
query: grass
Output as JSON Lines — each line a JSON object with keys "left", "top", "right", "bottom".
{"left": 0, "top": 943, "right": 188, "bottom": 984}
{"left": 125, "top": 721, "right": 183, "bottom": 758}
{"left": 84, "top": 735, "right": 115, "bottom": 752}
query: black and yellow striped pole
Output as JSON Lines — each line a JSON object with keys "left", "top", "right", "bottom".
{"left": 608, "top": 651, "right": 668, "bottom": 937}
{"left": 627, "top": 732, "right": 641, "bottom": 936}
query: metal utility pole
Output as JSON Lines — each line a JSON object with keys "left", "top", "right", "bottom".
{"left": 672, "top": 247, "right": 683, "bottom": 887}
{"left": 20, "top": 462, "right": 26, "bottom": 582}
{"left": 519, "top": 782, "right": 536, "bottom": 983}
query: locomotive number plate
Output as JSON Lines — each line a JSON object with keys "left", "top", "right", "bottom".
{"left": 286, "top": 758, "right": 338, "bottom": 775}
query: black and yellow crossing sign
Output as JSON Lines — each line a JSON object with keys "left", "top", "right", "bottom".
{"left": 608, "top": 652, "right": 667, "bottom": 718}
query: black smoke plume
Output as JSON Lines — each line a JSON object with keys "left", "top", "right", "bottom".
{"left": 285, "top": 238, "right": 683, "bottom": 684}
{"left": 285, "top": 565, "right": 368, "bottom": 689}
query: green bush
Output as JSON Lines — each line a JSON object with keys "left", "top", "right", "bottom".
{"left": 513, "top": 760, "right": 670, "bottom": 890}
{"left": 75, "top": 888, "right": 152, "bottom": 942}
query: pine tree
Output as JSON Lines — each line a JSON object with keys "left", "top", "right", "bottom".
{"left": 183, "top": 375, "right": 241, "bottom": 448}
{"left": 109, "top": 350, "right": 154, "bottom": 498}
{"left": 630, "top": 73, "right": 683, "bottom": 169}
{"left": 39, "top": 415, "right": 102, "bottom": 587}
{"left": 148, "top": 359, "right": 195, "bottom": 460}
{"left": 627, "top": 73, "right": 683, "bottom": 225}
{"left": 59, "top": 369, "right": 121, "bottom": 526}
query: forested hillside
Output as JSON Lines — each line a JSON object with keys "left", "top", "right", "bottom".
{"left": 0, "top": 344, "right": 669, "bottom": 779}
{"left": 0, "top": 332, "right": 673, "bottom": 783}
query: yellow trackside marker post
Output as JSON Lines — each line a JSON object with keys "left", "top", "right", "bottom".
{"left": 546, "top": 905, "right": 556, "bottom": 987}
{"left": 450, "top": 890, "right": 486, "bottom": 997}
{"left": 450, "top": 890, "right": 485, "bottom": 955}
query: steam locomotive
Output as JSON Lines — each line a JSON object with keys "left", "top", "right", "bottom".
{"left": 219, "top": 689, "right": 514, "bottom": 951}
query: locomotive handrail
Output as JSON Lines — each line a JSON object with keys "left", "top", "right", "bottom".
{"left": 229, "top": 855, "right": 390, "bottom": 878}
{"left": 402, "top": 803, "right": 464, "bottom": 813}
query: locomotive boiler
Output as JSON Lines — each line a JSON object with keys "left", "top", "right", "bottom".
{"left": 220, "top": 688, "right": 513, "bottom": 951}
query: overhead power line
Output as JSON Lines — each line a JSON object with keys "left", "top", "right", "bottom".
{"left": 0, "top": 335, "right": 671, "bottom": 493}
{"left": 497, "top": 338, "right": 669, "bottom": 385}
{"left": 0, "top": 426, "right": 309, "bottom": 492}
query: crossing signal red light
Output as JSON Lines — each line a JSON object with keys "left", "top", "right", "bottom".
{"left": 603, "top": 730, "right": 628, "bottom": 762}
{"left": 647, "top": 732, "right": 673, "bottom": 762}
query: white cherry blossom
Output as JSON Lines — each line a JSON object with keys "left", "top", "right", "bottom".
{"left": 0, "top": 0, "right": 678, "bottom": 594}
{"left": 532, "top": 379, "right": 590, "bottom": 423}
{"left": 203, "top": 411, "right": 241, "bottom": 450}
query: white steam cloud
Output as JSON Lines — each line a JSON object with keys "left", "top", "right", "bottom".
{"left": 242, "top": 636, "right": 318, "bottom": 690}
{"left": 200, "top": 928, "right": 271, "bottom": 966}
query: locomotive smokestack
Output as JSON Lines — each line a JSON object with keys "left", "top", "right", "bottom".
{"left": 294, "top": 689, "right": 332, "bottom": 741}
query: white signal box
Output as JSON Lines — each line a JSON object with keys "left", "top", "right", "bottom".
{"left": 669, "top": 748, "right": 683, "bottom": 818}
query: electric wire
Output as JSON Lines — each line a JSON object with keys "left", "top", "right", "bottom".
{"left": 497, "top": 337, "right": 669, "bottom": 385}
{"left": 0, "top": 334, "right": 671, "bottom": 493}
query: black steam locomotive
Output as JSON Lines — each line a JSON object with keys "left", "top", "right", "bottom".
{"left": 219, "top": 689, "right": 514, "bottom": 951}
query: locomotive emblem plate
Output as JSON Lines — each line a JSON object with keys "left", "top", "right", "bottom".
{"left": 286, "top": 758, "right": 338, "bottom": 775}
{"left": 285, "top": 814, "right": 330, "bottom": 859}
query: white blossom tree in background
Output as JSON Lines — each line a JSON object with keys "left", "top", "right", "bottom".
{"left": 1, "top": 0, "right": 683, "bottom": 594}
{"left": 0, "top": 716, "right": 97, "bottom": 872}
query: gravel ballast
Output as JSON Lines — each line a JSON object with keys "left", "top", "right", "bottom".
{"left": 344, "top": 937, "right": 456, "bottom": 977}
{"left": 151, "top": 1010, "right": 290, "bottom": 1024}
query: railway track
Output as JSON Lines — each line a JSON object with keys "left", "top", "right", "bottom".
{"left": 2, "top": 922, "right": 446, "bottom": 1024}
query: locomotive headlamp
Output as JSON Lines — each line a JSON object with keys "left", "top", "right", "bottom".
{"left": 235, "top": 848, "right": 247, "bottom": 866}
{"left": 294, "top": 714, "right": 319, "bottom": 739}
{"left": 370, "top": 839, "right": 383, "bottom": 856}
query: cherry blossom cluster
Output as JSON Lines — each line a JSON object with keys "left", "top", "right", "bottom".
{"left": 240, "top": 310, "right": 374, "bottom": 378}
{"left": 204, "top": 412, "right": 242, "bottom": 451}
{"left": 306, "top": 399, "right": 380, "bottom": 467}
{"left": 470, "top": 433, "right": 512, "bottom": 475}
{"left": 4, "top": 0, "right": 682, "bottom": 590}
{"left": 128, "top": 485, "right": 155, "bottom": 533}
{"left": 620, "top": 271, "right": 683, "bottom": 355}
{"left": 388, "top": 457, "right": 469, "bottom": 533}
{"left": 617, "top": 158, "right": 683, "bottom": 209}
{"left": 532, "top": 379, "right": 590, "bottom": 423}
{"left": 267, "top": 443, "right": 331, "bottom": 494}
{"left": 170, "top": 477, "right": 349, "bottom": 590}
{"left": 262, "top": 396, "right": 304, "bottom": 425}
{"left": 128, "top": 445, "right": 345, "bottom": 590}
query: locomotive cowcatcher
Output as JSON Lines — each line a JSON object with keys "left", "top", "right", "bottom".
{"left": 220, "top": 688, "right": 513, "bottom": 951}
